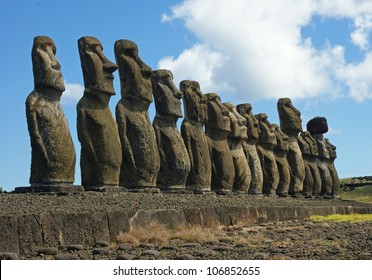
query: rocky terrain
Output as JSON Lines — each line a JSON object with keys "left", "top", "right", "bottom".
{"left": 0, "top": 192, "right": 371, "bottom": 260}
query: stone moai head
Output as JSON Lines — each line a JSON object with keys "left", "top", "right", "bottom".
{"left": 272, "top": 124, "right": 289, "bottom": 151}
{"left": 78, "top": 36, "right": 117, "bottom": 96}
{"left": 236, "top": 103, "right": 260, "bottom": 141}
{"left": 277, "top": 98, "right": 302, "bottom": 137}
{"left": 298, "top": 132, "right": 311, "bottom": 155}
{"left": 180, "top": 80, "right": 207, "bottom": 123}
{"left": 256, "top": 113, "right": 277, "bottom": 145}
{"left": 32, "top": 36, "right": 65, "bottom": 93}
{"left": 114, "top": 39, "right": 153, "bottom": 103}
{"left": 205, "top": 93, "right": 231, "bottom": 133}
{"left": 223, "top": 102, "right": 248, "bottom": 140}
{"left": 307, "top": 116, "right": 328, "bottom": 134}
{"left": 151, "top": 69, "right": 183, "bottom": 118}
{"left": 302, "top": 131, "right": 319, "bottom": 156}
{"left": 325, "top": 138, "right": 337, "bottom": 159}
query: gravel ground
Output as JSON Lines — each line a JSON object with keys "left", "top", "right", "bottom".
{"left": 0, "top": 192, "right": 371, "bottom": 260}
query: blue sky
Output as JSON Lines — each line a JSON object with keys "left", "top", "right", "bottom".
{"left": 1, "top": 0, "right": 372, "bottom": 191}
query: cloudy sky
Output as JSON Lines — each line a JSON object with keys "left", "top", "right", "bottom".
{"left": 1, "top": 0, "right": 372, "bottom": 191}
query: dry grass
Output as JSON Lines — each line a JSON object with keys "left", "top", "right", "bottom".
{"left": 309, "top": 213, "right": 372, "bottom": 223}
{"left": 116, "top": 221, "right": 222, "bottom": 246}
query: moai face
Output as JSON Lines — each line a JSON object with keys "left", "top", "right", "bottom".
{"left": 302, "top": 131, "right": 318, "bottom": 156}
{"left": 256, "top": 113, "right": 277, "bottom": 145}
{"left": 236, "top": 103, "right": 260, "bottom": 141}
{"left": 114, "top": 39, "right": 153, "bottom": 103}
{"left": 180, "top": 80, "right": 207, "bottom": 123}
{"left": 298, "top": 132, "right": 311, "bottom": 155}
{"left": 32, "top": 36, "right": 65, "bottom": 93}
{"left": 151, "top": 70, "right": 182, "bottom": 118}
{"left": 78, "top": 36, "right": 117, "bottom": 96}
{"left": 205, "top": 93, "right": 230, "bottom": 132}
{"left": 223, "top": 102, "right": 247, "bottom": 140}
{"left": 325, "top": 138, "right": 337, "bottom": 159}
{"left": 277, "top": 98, "right": 302, "bottom": 137}
{"left": 272, "top": 124, "right": 289, "bottom": 151}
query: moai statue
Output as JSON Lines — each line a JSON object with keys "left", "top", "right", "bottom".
{"left": 151, "top": 70, "right": 190, "bottom": 191}
{"left": 277, "top": 98, "right": 305, "bottom": 197}
{"left": 298, "top": 132, "right": 314, "bottom": 197}
{"left": 205, "top": 93, "right": 234, "bottom": 194}
{"left": 236, "top": 104, "right": 263, "bottom": 194}
{"left": 272, "top": 124, "right": 290, "bottom": 197}
{"left": 25, "top": 36, "right": 76, "bottom": 192}
{"left": 256, "top": 113, "right": 279, "bottom": 196}
{"left": 180, "top": 80, "right": 211, "bottom": 193}
{"left": 223, "top": 102, "right": 251, "bottom": 193}
{"left": 325, "top": 138, "right": 340, "bottom": 197}
{"left": 307, "top": 117, "right": 332, "bottom": 196}
{"left": 114, "top": 39, "right": 160, "bottom": 191}
{"left": 77, "top": 36, "right": 122, "bottom": 190}
{"left": 302, "top": 131, "right": 322, "bottom": 196}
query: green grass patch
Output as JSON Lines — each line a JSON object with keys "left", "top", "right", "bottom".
{"left": 310, "top": 213, "right": 372, "bottom": 223}
{"left": 340, "top": 186, "right": 372, "bottom": 203}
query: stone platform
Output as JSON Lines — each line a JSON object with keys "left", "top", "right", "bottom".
{"left": 0, "top": 192, "right": 371, "bottom": 256}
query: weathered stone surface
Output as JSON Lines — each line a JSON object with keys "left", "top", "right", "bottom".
{"left": 298, "top": 133, "right": 314, "bottom": 197}
{"left": 302, "top": 131, "right": 322, "bottom": 196}
{"left": 180, "top": 80, "right": 211, "bottom": 193}
{"left": 224, "top": 102, "right": 251, "bottom": 193}
{"left": 26, "top": 36, "right": 76, "bottom": 189}
{"left": 236, "top": 104, "right": 263, "bottom": 194}
{"left": 272, "top": 124, "right": 290, "bottom": 196}
{"left": 0, "top": 216, "right": 19, "bottom": 254}
{"left": 77, "top": 36, "right": 122, "bottom": 189}
{"left": 256, "top": 113, "right": 279, "bottom": 195}
{"left": 307, "top": 116, "right": 328, "bottom": 134}
{"left": 205, "top": 93, "right": 234, "bottom": 194}
{"left": 316, "top": 136, "right": 333, "bottom": 195}
{"left": 277, "top": 98, "right": 305, "bottom": 195}
{"left": 325, "top": 138, "right": 340, "bottom": 196}
{"left": 152, "top": 70, "right": 190, "bottom": 191}
{"left": 114, "top": 39, "right": 160, "bottom": 190}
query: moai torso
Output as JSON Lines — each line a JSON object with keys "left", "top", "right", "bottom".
{"left": 26, "top": 36, "right": 76, "bottom": 189}
{"left": 152, "top": 70, "right": 190, "bottom": 191}
{"left": 224, "top": 102, "right": 251, "bottom": 193}
{"left": 77, "top": 36, "right": 122, "bottom": 189}
{"left": 114, "top": 40, "right": 160, "bottom": 190}
{"left": 307, "top": 117, "right": 332, "bottom": 196}
{"left": 180, "top": 80, "right": 211, "bottom": 193}
{"left": 272, "top": 124, "right": 290, "bottom": 196}
{"left": 205, "top": 93, "right": 234, "bottom": 194}
{"left": 298, "top": 132, "right": 314, "bottom": 197}
{"left": 237, "top": 103, "right": 263, "bottom": 194}
{"left": 302, "top": 131, "right": 322, "bottom": 196}
{"left": 277, "top": 98, "right": 305, "bottom": 196}
{"left": 256, "top": 113, "right": 279, "bottom": 195}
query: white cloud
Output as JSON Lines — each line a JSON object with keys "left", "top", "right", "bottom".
{"left": 160, "top": 0, "right": 372, "bottom": 102}
{"left": 61, "top": 81, "right": 84, "bottom": 105}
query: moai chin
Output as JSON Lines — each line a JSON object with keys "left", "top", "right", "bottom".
{"left": 114, "top": 39, "right": 160, "bottom": 191}
{"left": 77, "top": 36, "right": 122, "bottom": 190}
{"left": 236, "top": 103, "right": 263, "bottom": 195}
{"left": 205, "top": 93, "right": 234, "bottom": 194}
{"left": 301, "top": 131, "right": 322, "bottom": 196}
{"left": 25, "top": 36, "right": 76, "bottom": 192}
{"left": 256, "top": 113, "right": 279, "bottom": 196}
{"left": 325, "top": 138, "right": 340, "bottom": 197}
{"left": 272, "top": 124, "right": 291, "bottom": 197}
{"left": 307, "top": 117, "right": 333, "bottom": 196}
{"left": 180, "top": 80, "right": 211, "bottom": 193}
{"left": 277, "top": 98, "right": 305, "bottom": 196}
{"left": 223, "top": 102, "right": 251, "bottom": 194}
{"left": 151, "top": 70, "right": 191, "bottom": 192}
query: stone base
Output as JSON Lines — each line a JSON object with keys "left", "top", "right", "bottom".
{"left": 84, "top": 186, "right": 127, "bottom": 193}
{"left": 127, "top": 187, "right": 161, "bottom": 193}
{"left": 14, "top": 185, "right": 84, "bottom": 194}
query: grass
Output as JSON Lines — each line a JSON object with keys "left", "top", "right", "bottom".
{"left": 310, "top": 213, "right": 372, "bottom": 223}
{"left": 340, "top": 185, "right": 372, "bottom": 203}
{"left": 116, "top": 221, "right": 221, "bottom": 246}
